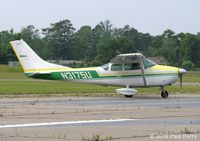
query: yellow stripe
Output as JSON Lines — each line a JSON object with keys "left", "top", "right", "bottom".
{"left": 150, "top": 65, "right": 178, "bottom": 72}
{"left": 24, "top": 67, "right": 97, "bottom": 73}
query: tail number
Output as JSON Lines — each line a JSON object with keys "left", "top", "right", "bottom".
{"left": 61, "top": 72, "right": 92, "bottom": 80}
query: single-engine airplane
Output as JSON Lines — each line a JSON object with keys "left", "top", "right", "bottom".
{"left": 10, "top": 39, "right": 187, "bottom": 98}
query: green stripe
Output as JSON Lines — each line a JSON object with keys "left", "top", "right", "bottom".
{"left": 25, "top": 70, "right": 178, "bottom": 80}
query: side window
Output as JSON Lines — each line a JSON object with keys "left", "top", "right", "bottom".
{"left": 111, "top": 64, "right": 123, "bottom": 71}
{"left": 124, "top": 63, "right": 140, "bottom": 70}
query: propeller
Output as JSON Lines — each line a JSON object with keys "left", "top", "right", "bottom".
{"left": 179, "top": 72, "right": 183, "bottom": 88}
{"left": 178, "top": 68, "right": 187, "bottom": 88}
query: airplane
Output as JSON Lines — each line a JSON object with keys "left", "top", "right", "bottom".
{"left": 10, "top": 39, "right": 187, "bottom": 98}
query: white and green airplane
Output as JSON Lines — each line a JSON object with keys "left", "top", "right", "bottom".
{"left": 10, "top": 39, "right": 187, "bottom": 98}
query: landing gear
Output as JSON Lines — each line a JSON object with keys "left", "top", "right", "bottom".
{"left": 124, "top": 95, "right": 133, "bottom": 98}
{"left": 161, "top": 91, "right": 168, "bottom": 98}
{"left": 160, "top": 87, "right": 169, "bottom": 98}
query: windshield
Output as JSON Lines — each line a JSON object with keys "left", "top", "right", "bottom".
{"left": 143, "top": 59, "right": 157, "bottom": 68}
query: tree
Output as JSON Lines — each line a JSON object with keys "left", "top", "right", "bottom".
{"left": 0, "top": 30, "right": 17, "bottom": 64}
{"left": 0, "top": 19, "right": 199, "bottom": 68}
{"left": 98, "top": 20, "right": 113, "bottom": 37}
{"left": 95, "top": 36, "right": 135, "bottom": 64}
{"left": 182, "top": 60, "right": 195, "bottom": 69}
{"left": 42, "top": 19, "right": 75, "bottom": 60}
{"left": 21, "top": 25, "right": 45, "bottom": 58}
{"left": 93, "top": 20, "right": 114, "bottom": 64}
{"left": 148, "top": 29, "right": 178, "bottom": 65}
{"left": 177, "top": 33, "right": 200, "bottom": 68}
{"left": 73, "top": 26, "right": 94, "bottom": 61}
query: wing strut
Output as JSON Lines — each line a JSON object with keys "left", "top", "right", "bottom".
{"left": 139, "top": 57, "right": 147, "bottom": 86}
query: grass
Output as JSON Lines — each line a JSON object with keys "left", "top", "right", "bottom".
{"left": 138, "top": 85, "right": 200, "bottom": 94}
{"left": 0, "top": 65, "right": 199, "bottom": 95}
{"left": 81, "top": 134, "right": 112, "bottom": 141}
{"left": 182, "top": 71, "right": 200, "bottom": 83}
{"left": 0, "top": 65, "right": 23, "bottom": 73}
{"left": 0, "top": 80, "right": 199, "bottom": 95}
{"left": 0, "top": 72, "right": 27, "bottom": 79}
{"left": 0, "top": 80, "right": 117, "bottom": 94}
{"left": 0, "top": 65, "right": 27, "bottom": 79}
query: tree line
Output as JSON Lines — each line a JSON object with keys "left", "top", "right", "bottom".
{"left": 0, "top": 19, "right": 199, "bottom": 69}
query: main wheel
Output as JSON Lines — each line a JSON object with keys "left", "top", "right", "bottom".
{"left": 161, "top": 91, "right": 169, "bottom": 98}
{"left": 124, "top": 95, "right": 133, "bottom": 98}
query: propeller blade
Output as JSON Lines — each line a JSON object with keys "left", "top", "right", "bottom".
{"left": 180, "top": 74, "right": 182, "bottom": 88}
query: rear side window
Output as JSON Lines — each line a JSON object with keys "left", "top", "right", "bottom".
{"left": 111, "top": 64, "right": 123, "bottom": 71}
{"left": 124, "top": 63, "right": 140, "bottom": 70}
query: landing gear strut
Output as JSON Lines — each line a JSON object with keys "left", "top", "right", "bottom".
{"left": 160, "top": 87, "right": 169, "bottom": 98}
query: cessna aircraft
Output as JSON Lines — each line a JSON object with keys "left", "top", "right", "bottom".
{"left": 10, "top": 39, "right": 187, "bottom": 98}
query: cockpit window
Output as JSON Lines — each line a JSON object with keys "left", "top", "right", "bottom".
{"left": 111, "top": 64, "right": 123, "bottom": 71}
{"left": 143, "top": 59, "right": 157, "bottom": 68}
{"left": 124, "top": 63, "right": 140, "bottom": 70}
{"left": 102, "top": 63, "right": 109, "bottom": 71}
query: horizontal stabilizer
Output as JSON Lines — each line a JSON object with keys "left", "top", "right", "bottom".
{"left": 27, "top": 71, "right": 51, "bottom": 76}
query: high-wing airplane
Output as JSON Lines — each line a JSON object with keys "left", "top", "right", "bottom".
{"left": 10, "top": 39, "right": 187, "bottom": 98}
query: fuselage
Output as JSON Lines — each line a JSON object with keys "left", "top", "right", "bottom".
{"left": 26, "top": 63, "right": 179, "bottom": 88}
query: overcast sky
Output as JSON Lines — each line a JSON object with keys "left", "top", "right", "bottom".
{"left": 0, "top": 0, "right": 200, "bottom": 35}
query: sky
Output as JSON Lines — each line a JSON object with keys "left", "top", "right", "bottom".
{"left": 0, "top": 0, "right": 200, "bottom": 35}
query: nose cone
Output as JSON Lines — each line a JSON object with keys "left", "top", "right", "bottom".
{"left": 179, "top": 68, "right": 187, "bottom": 74}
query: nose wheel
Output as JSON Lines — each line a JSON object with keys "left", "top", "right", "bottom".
{"left": 160, "top": 87, "right": 169, "bottom": 98}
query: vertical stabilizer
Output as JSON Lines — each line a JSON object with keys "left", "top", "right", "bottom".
{"left": 10, "top": 39, "right": 68, "bottom": 73}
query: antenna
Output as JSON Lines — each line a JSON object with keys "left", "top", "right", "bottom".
{"left": 116, "top": 50, "right": 121, "bottom": 55}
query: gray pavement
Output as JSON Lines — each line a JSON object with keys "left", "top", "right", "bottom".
{"left": 0, "top": 94, "right": 200, "bottom": 140}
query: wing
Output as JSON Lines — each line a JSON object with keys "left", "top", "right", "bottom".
{"left": 110, "top": 53, "right": 144, "bottom": 63}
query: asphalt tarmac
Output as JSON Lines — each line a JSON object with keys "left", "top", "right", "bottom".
{"left": 0, "top": 94, "right": 200, "bottom": 141}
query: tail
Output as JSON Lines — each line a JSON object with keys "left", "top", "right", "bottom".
{"left": 10, "top": 39, "right": 68, "bottom": 74}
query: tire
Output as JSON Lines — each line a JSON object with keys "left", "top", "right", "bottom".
{"left": 161, "top": 91, "right": 169, "bottom": 98}
{"left": 124, "top": 95, "right": 133, "bottom": 98}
